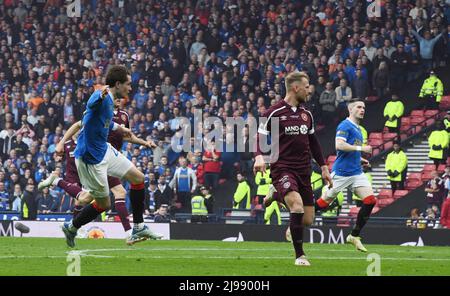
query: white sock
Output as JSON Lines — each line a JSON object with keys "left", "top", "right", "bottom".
{"left": 133, "top": 223, "right": 144, "bottom": 230}
{"left": 68, "top": 221, "right": 78, "bottom": 233}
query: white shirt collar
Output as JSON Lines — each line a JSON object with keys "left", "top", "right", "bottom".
{"left": 346, "top": 117, "right": 360, "bottom": 128}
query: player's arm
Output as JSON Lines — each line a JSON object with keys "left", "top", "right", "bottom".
{"left": 336, "top": 138, "right": 372, "bottom": 154}
{"left": 253, "top": 114, "right": 271, "bottom": 175}
{"left": 123, "top": 132, "right": 157, "bottom": 149}
{"left": 55, "top": 121, "right": 82, "bottom": 154}
{"left": 87, "top": 87, "right": 110, "bottom": 110}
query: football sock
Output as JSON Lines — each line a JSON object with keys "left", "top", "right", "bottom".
{"left": 130, "top": 183, "right": 145, "bottom": 224}
{"left": 72, "top": 201, "right": 105, "bottom": 229}
{"left": 289, "top": 213, "right": 305, "bottom": 258}
{"left": 73, "top": 205, "right": 83, "bottom": 219}
{"left": 315, "top": 197, "right": 330, "bottom": 211}
{"left": 351, "top": 195, "right": 376, "bottom": 237}
{"left": 115, "top": 200, "right": 131, "bottom": 231}
{"left": 58, "top": 180, "right": 83, "bottom": 199}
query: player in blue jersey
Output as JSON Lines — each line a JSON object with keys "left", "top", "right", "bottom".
{"left": 61, "top": 65, "right": 160, "bottom": 247}
{"left": 315, "top": 100, "right": 376, "bottom": 252}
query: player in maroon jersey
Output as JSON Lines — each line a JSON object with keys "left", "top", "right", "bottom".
{"left": 38, "top": 95, "right": 156, "bottom": 243}
{"left": 254, "top": 71, "right": 332, "bottom": 266}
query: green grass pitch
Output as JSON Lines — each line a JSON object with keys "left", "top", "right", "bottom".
{"left": 1, "top": 237, "right": 449, "bottom": 276}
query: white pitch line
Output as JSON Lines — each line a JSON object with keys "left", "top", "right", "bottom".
{"left": 70, "top": 247, "right": 433, "bottom": 254}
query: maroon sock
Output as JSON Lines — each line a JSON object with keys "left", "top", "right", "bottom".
{"left": 73, "top": 205, "right": 83, "bottom": 219}
{"left": 290, "top": 213, "right": 305, "bottom": 258}
{"left": 58, "top": 180, "right": 83, "bottom": 199}
{"left": 115, "top": 200, "right": 131, "bottom": 231}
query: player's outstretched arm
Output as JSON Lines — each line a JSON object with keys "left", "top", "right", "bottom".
{"left": 55, "top": 121, "right": 82, "bottom": 154}
{"left": 336, "top": 138, "right": 372, "bottom": 154}
{"left": 123, "top": 132, "right": 157, "bottom": 149}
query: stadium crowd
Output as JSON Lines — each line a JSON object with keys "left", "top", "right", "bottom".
{"left": 0, "top": 0, "right": 449, "bottom": 220}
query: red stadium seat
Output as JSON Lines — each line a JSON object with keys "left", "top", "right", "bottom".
{"left": 424, "top": 110, "right": 439, "bottom": 118}
{"left": 401, "top": 117, "right": 411, "bottom": 126}
{"left": 410, "top": 110, "right": 425, "bottom": 117}
{"left": 423, "top": 164, "right": 436, "bottom": 172}
{"left": 410, "top": 116, "right": 426, "bottom": 126}
{"left": 349, "top": 207, "right": 360, "bottom": 217}
{"left": 369, "top": 132, "right": 383, "bottom": 140}
{"left": 378, "top": 189, "right": 393, "bottom": 199}
{"left": 425, "top": 118, "right": 435, "bottom": 127}
{"left": 371, "top": 206, "right": 380, "bottom": 214}
{"left": 438, "top": 164, "right": 446, "bottom": 173}
{"left": 383, "top": 132, "right": 397, "bottom": 141}
{"left": 393, "top": 190, "right": 409, "bottom": 200}
{"left": 405, "top": 179, "right": 422, "bottom": 190}
{"left": 408, "top": 173, "right": 422, "bottom": 182}
{"left": 421, "top": 170, "right": 433, "bottom": 181}
{"left": 368, "top": 138, "right": 383, "bottom": 147}
{"left": 366, "top": 96, "right": 379, "bottom": 102}
{"left": 439, "top": 96, "right": 450, "bottom": 110}
{"left": 377, "top": 198, "right": 395, "bottom": 208}
{"left": 384, "top": 141, "right": 393, "bottom": 150}
{"left": 447, "top": 157, "right": 450, "bottom": 166}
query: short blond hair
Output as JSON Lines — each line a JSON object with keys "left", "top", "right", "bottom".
{"left": 285, "top": 71, "right": 309, "bottom": 92}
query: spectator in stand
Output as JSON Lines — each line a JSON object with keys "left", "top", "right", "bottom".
{"left": 425, "top": 170, "right": 446, "bottom": 210}
{"left": 0, "top": 181, "right": 9, "bottom": 210}
{"left": 21, "top": 182, "right": 38, "bottom": 220}
{"left": 154, "top": 175, "right": 174, "bottom": 211}
{"left": 351, "top": 69, "right": 370, "bottom": 100}
{"left": 169, "top": 157, "right": 197, "bottom": 213}
{"left": 372, "top": 61, "right": 390, "bottom": 100}
{"left": 37, "top": 187, "right": 55, "bottom": 214}
{"left": 153, "top": 204, "right": 175, "bottom": 223}
{"left": 410, "top": 28, "right": 444, "bottom": 72}
{"left": 335, "top": 78, "right": 352, "bottom": 120}
{"left": 203, "top": 140, "right": 221, "bottom": 192}
{"left": 319, "top": 82, "right": 337, "bottom": 125}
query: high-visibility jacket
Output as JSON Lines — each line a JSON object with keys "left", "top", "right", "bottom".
{"left": 191, "top": 195, "right": 208, "bottom": 215}
{"left": 264, "top": 201, "right": 281, "bottom": 225}
{"left": 233, "top": 181, "right": 251, "bottom": 209}
{"left": 419, "top": 76, "right": 444, "bottom": 102}
{"left": 385, "top": 150, "right": 408, "bottom": 181}
{"left": 353, "top": 172, "right": 373, "bottom": 201}
{"left": 311, "top": 171, "right": 323, "bottom": 191}
{"left": 384, "top": 101, "right": 404, "bottom": 128}
{"left": 255, "top": 169, "right": 272, "bottom": 196}
{"left": 444, "top": 118, "right": 450, "bottom": 138}
{"left": 428, "top": 130, "right": 449, "bottom": 160}
{"left": 321, "top": 187, "right": 344, "bottom": 217}
{"left": 360, "top": 125, "right": 368, "bottom": 145}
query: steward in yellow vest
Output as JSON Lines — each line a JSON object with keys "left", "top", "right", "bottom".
{"left": 191, "top": 191, "right": 208, "bottom": 223}
{"left": 428, "top": 123, "right": 449, "bottom": 168}
{"left": 255, "top": 167, "right": 271, "bottom": 205}
{"left": 383, "top": 94, "right": 404, "bottom": 133}
{"left": 385, "top": 142, "right": 408, "bottom": 192}
{"left": 419, "top": 70, "right": 444, "bottom": 109}
{"left": 233, "top": 173, "right": 251, "bottom": 209}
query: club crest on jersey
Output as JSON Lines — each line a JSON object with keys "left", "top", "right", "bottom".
{"left": 301, "top": 113, "right": 308, "bottom": 121}
{"left": 121, "top": 114, "right": 127, "bottom": 121}
{"left": 280, "top": 115, "right": 288, "bottom": 121}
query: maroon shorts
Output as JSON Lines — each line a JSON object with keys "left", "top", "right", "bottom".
{"left": 271, "top": 168, "right": 314, "bottom": 206}
{"left": 108, "top": 176, "right": 122, "bottom": 189}
{"left": 65, "top": 172, "right": 81, "bottom": 188}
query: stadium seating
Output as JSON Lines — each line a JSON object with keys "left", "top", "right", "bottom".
{"left": 405, "top": 172, "right": 423, "bottom": 190}
{"left": 349, "top": 207, "right": 360, "bottom": 217}
{"left": 421, "top": 170, "right": 433, "bottom": 181}
{"left": 378, "top": 189, "right": 393, "bottom": 199}
{"left": 393, "top": 190, "right": 409, "bottom": 200}
{"left": 377, "top": 198, "right": 395, "bottom": 208}
{"left": 410, "top": 110, "right": 425, "bottom": 117}
{"left": 423, "top": 164, "right": 436, "bottom": 172}
{"left": 424, "top": 110, "right": 439, "bottom": 118}
{"left": 369, "top": 132, "right": 383, "bottom": 140}
{"left": 438, "top": 164, "right": 446, "bottom": 173}
{"left": 439, "top": 96, "right": 450, "bottom": 110}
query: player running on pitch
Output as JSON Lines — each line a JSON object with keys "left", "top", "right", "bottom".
{"left": 315, "top": 100, "right": 376, "bottom": 252}
{"left": 39, "top": 97, "right": 156, "bottom": 244}
{"left": 254, "top": 71, "right": 332, "bottom": 266}
{"left": 60, "top": 65, "right": 158, "bottom": 247}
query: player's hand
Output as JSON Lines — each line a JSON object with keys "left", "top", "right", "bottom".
{"left": 321, "top": 165, "right": 333, "bottom": 189}
{"left": 55, "top": 142, "right": 64, "bottom": 156}
{"left": 253, "top": 155, "right": 266, "bottom": 175}
{"left": 145, "top": 140, "right": 157, "bottom": 149}
{"left": 361, "top": 145, "right": 372, "bottom": 154}
{"left": 361, "top": 158, "right": 370, "bottom": 166}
